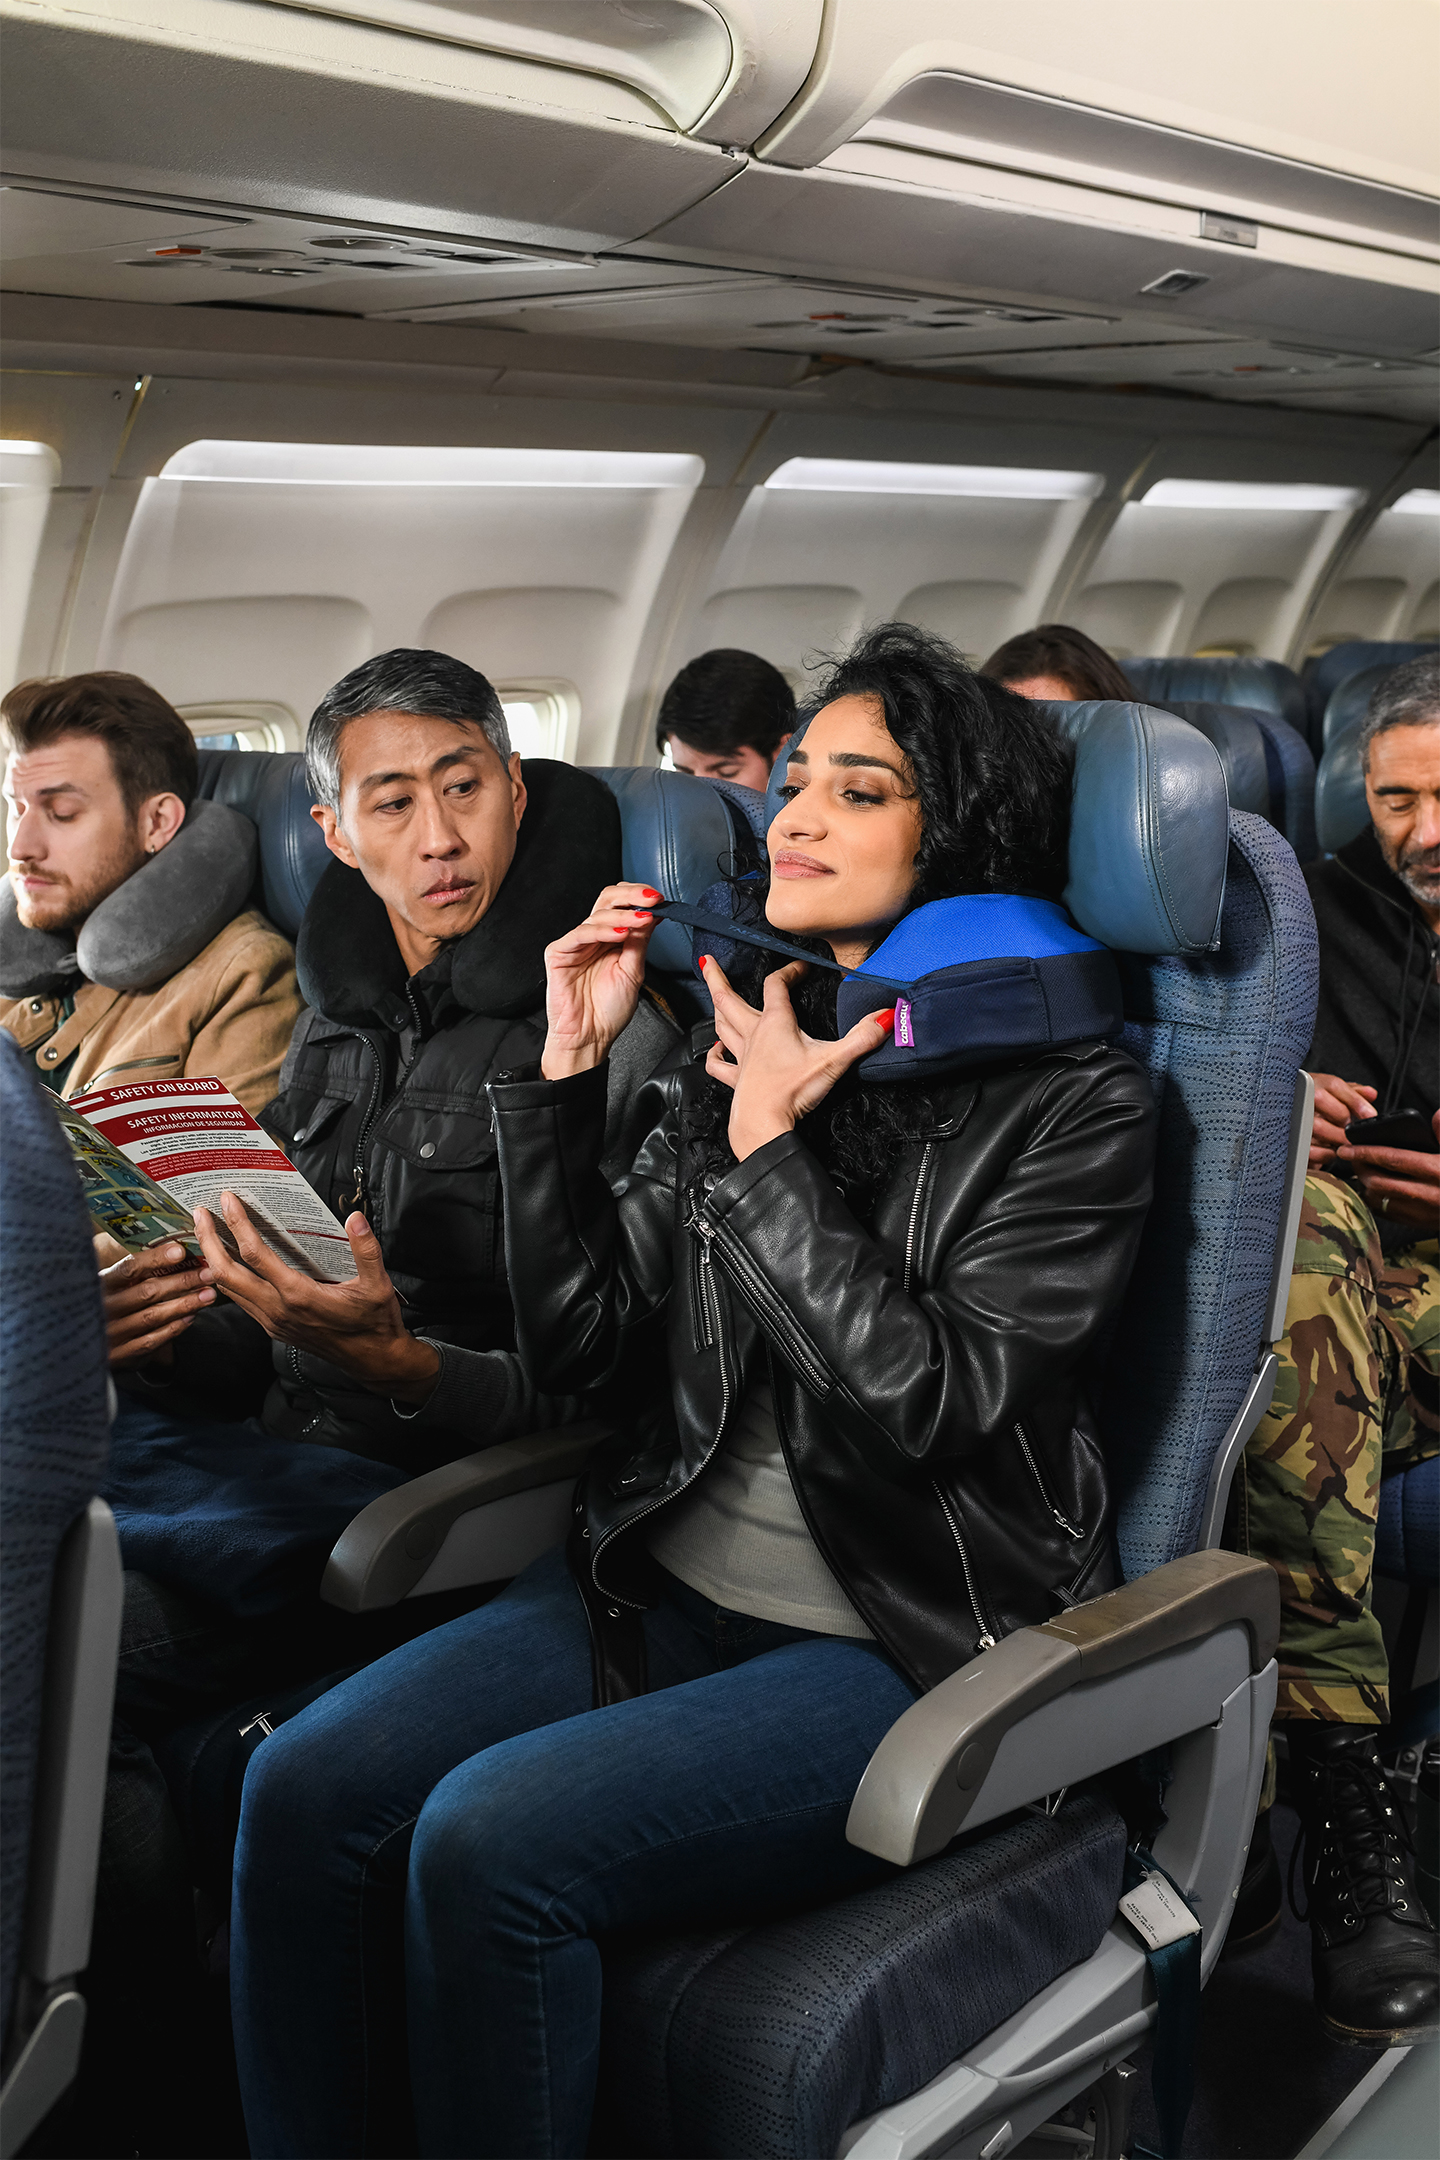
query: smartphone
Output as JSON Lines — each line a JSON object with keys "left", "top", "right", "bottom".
{"left": 1343, "top": 1107, "right": 1440, "bottom": 1154}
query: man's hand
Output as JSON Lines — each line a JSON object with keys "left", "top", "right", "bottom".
{"left": 1309, "top": 1072, "right": 1378, "bottom": 1170}
{"left": 1336, "top": 1109, "right": 1440, "bottom": 1233}
{"left": 541, "top": 882, "right": 661, "bottom": 1080}
{"left": 192, "top": 1194, "right": 441, "bottom": 1404}
{"left": 702, "top": 956, "right": 895, "bottom": 1161}
{"left": 100, "top": 1240, "right": 216, "bottom": 1369}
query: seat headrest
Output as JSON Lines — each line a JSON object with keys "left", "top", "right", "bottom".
{"left": 1315, "top": 729, "right": 1369, "bottom": 854}
{"left": 197, "top": 750, "right": 331, "bottom": 939}
{"left": 1305, "top": 639, "right": 1434, "bottom": 735}
{"left": 1038, "top": 702, "right": 1229, "bottom": 953}
{"left": 0, "top": 796, "right": 258, "bottom": 997}
{"left": 1143, "top": 700, "right": 1271, "bottom": 816}
{"left": 1124, "top": 656, "right": 1307, "bottom": 738}
{"left": 1321, "top": 661, "right": 1395, "bottom": 750}
{"left": 584, "top": 768, "right": 761, "bottom": 974}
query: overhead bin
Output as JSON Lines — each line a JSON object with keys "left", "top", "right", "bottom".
{"left": 0, "top": 0, "right": 746, "bottom": 252}
{"left": 266, "top": 0, "right": 825, "bottom": 143}
{"left": 756, "top": 0, "right": 1439, "bottom": 208}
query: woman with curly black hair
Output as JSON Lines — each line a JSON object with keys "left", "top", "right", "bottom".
{"left": 230, "top": 624, "right": 1157, "bottom": 2160}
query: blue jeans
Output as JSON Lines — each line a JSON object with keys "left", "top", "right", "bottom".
{"left": 230, "top": 1547, "right": 917, "bottom": 2158}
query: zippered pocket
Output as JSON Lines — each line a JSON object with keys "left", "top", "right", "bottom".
{"left": 696, "top": 1209, "right": 832, "bottom": 1397}
{"left": 1014, "top": 1421, "right": 1083, "bottom": 1540}
{"left": 932, "top": 1479, "right": 999, "bottom": 1650}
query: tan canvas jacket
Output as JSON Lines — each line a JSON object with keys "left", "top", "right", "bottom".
{"left": 0, "top": 908, "right": 302, "bottom": 1116}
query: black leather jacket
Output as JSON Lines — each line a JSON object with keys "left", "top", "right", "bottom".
{"left": 492, "top": 1040, "right": 1157, "bottom": 1695}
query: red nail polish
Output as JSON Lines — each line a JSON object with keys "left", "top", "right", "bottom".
{"left": 874, "top": 1008, "right": 896, "bottom": 1030}
{"left": 642, "top": 887, "right": 661, "bottom": 900}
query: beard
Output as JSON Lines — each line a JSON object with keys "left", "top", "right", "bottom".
{"left": 9, "top": 838, "right": 145, "bottom": 933}
{"left": 1383, "top": 834, "right": 1440, "bottom": 913}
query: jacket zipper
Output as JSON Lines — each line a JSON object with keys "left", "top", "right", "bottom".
{"left": 345, "top": 1033, "right": 387, "bottom": 1217}
{"left": 693, "top": 1209, "right": 832, "bottom": 1397}
{"left": 1015, "top": 1421, "right": 1083, "bottom": 1540}
{"left": 932, "top": 1480, "right": 998, "bottom": 1649}
{"left": 590, "top": 1245, "right": 735, "bottom": 1608}
{"left": 903, "top": 1141, "right": 936, "bottom": 1294}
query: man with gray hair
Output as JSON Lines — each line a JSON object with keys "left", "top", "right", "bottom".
{"left": 1231, "top": 651, "right": 1438, "bottom": 2048}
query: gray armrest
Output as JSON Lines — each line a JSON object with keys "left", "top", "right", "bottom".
{"left": 321, "top": 1421, "right": 610, "bottom": 1613}
{"left": 847, "top": 1549, "right": 1278, "bottom": 1866}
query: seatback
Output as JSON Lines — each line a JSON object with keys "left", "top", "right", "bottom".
{"left": 1321, "top": 659, "right": 1393, "bottom": 749}
{"left": 1123, "top": 656, "right": 1309, "bottom": 746}
{"left": 1305, "top": 639, "right": 1434, "bottom": 741}
{"left": 0, "top": 1038, "right": 114, "bottom": 2051}
{"left": 1148, "top": 699, "right": 1317, "bottom": 862}
{"left": 1315, "top": 719, "right": 1370, "bottom": 854}
{"left": 195, "top": 750, "right": 765, "bottom": 968}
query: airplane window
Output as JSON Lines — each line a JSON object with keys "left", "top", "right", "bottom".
{"left": 179, "top": 702, "right": 301, "bottom": 753}
{"left": 497, "top": 682, "right": 580, "bottom": 761}
{"left": 764, "top": 458, "right": 1102, "bottom": 500}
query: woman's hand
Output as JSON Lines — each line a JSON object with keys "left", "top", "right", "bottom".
{"left": 1336, "top": 1109, "right": 1440, "bottom": 1232}
{"left": 99, "top": 1239, "right": 216, "bottom": 1368}
{"left": 192, "top": 1194, "right": 441, "bottom": 1404}
{"left": 702, "top": 957, "right": 895, "bottom": 1161}
{"left": 1309, "top": 1072, "right": 1377, "bottom": 1170}
{"left": 541, "top": 882, "right": 662, "bottom": 1080}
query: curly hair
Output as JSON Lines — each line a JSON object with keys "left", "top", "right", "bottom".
{"left": 686, "top": 622, "right": 1075, "bottom": 1209}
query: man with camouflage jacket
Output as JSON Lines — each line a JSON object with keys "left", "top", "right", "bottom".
{"left": 1236, "top": 654, "right": 1438, "bottom": 2047}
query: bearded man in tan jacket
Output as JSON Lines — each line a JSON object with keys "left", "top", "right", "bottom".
{"left": 1, "top": 671, "right": 299, "bottom": 1114}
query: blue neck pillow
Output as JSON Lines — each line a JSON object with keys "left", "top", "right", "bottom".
{"left": 657, "top": 892, "right": 1123, "bottom": 1079}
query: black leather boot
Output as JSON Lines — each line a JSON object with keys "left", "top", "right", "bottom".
{"left": 1289, "top": 1722, "right": 1440, "bottom": 2047}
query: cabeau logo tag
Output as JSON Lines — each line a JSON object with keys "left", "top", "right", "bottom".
{"left": 893, "top": 997, "right": 915, "bottom": 1047}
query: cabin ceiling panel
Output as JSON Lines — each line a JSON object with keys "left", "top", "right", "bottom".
{"left": 0, "top": 0, "right": 740, "bottom": 252}
{"left": 642, "top": 163, "right": 1438, "bottom": 359}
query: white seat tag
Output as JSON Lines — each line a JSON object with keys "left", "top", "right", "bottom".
{"left": 1118, "top": 1869, "right": 1201, "bottom": 1951}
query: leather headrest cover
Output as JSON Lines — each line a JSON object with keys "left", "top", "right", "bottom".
{"left": 297, "top": 760, "right": 621, "bottom": 1024}
{"left": 1315, "top": 731, "right": 1369, "bottom": 854}
{"left": 1040, "top": 702, "right": 1229, "bottom": 954}
{"left": 585, "top": 768, "right": 750, "bottom": 975}
{"left": 1147, "top": 701, "right": 1270, "bottom": 816}
{"left": 197, "top": 748, "right": 332, "bottom": 938}
{"left": 0, "top": 796, "right": 259, "bottom": 998}
{"left": 1322, "top": 662, "right": 1393, "bottom": 751}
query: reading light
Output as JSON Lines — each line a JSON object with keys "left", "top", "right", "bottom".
{"left": 1139, "top": 479, "right": 1364, "bottom": 512}
{"left": 1390, "top": 488, "right": 1440, "bottom": 515}
{"left": 763, "top": 459, "right": 1102, "bottom": 500}
{"left": 158, "top": 442, "right": 705, "bottom": 488}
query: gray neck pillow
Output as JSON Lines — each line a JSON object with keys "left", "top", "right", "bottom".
{"left": 0, "top": 796, "right": 260, "bottom": 997}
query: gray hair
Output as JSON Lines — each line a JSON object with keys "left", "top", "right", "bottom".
{"left": 306, "top": 647, "right": 510, "bottom": 813}
{"left": 1359, "top": 651, "right": 1440, "bottom": 769}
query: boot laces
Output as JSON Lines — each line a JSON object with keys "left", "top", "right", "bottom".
{"left": 1288, "top": 1745, "right": 1420, "bottom": 1929}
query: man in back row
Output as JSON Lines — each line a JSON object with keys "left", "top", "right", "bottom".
{"left": 1239, "top": 652, "right": 1438, "bottom": 2045}
{"left": 2, "top": 672, "right": 298, "bottom": 1110}
{"left": 657, "top": 646, "right": 794, "bottom": 793}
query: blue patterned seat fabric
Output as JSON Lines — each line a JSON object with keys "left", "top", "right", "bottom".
{"left": 1377, "top": 1455, "right": 1439, "bottom": 1588}
{"left": 0, "top": 1036, "right": 111, "bottom": 2047}
{"left": 594, "top": 1794, "right": 1124, "bottom": 2160}
{"left": 1100, "top": 812, "right": 1317, "bottom": 1578}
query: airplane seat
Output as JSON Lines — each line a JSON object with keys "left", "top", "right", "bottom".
{"left": 195, "top": 748, "right": 330, "bottom": 940}
{"left": 0, "top": 1036, "right": 124, "bottom": 2154}
{"left": 327, "top": 701, "right": 1318, "bottom": 2160}
{"left": 1304, "top": 640, "right": 1435, "bottom": 743}
{"left": 1146, "top": 699, "right": 1318, "bottom": 863}
{"left": 1313, "top": 719, "right": 1370, "bottom": 854}
{"left": 1123, "top": 656, "right": 1310, "bottom": 750}
{"left": 1320, "top": 659, "right": 1402, "bottom": 752}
